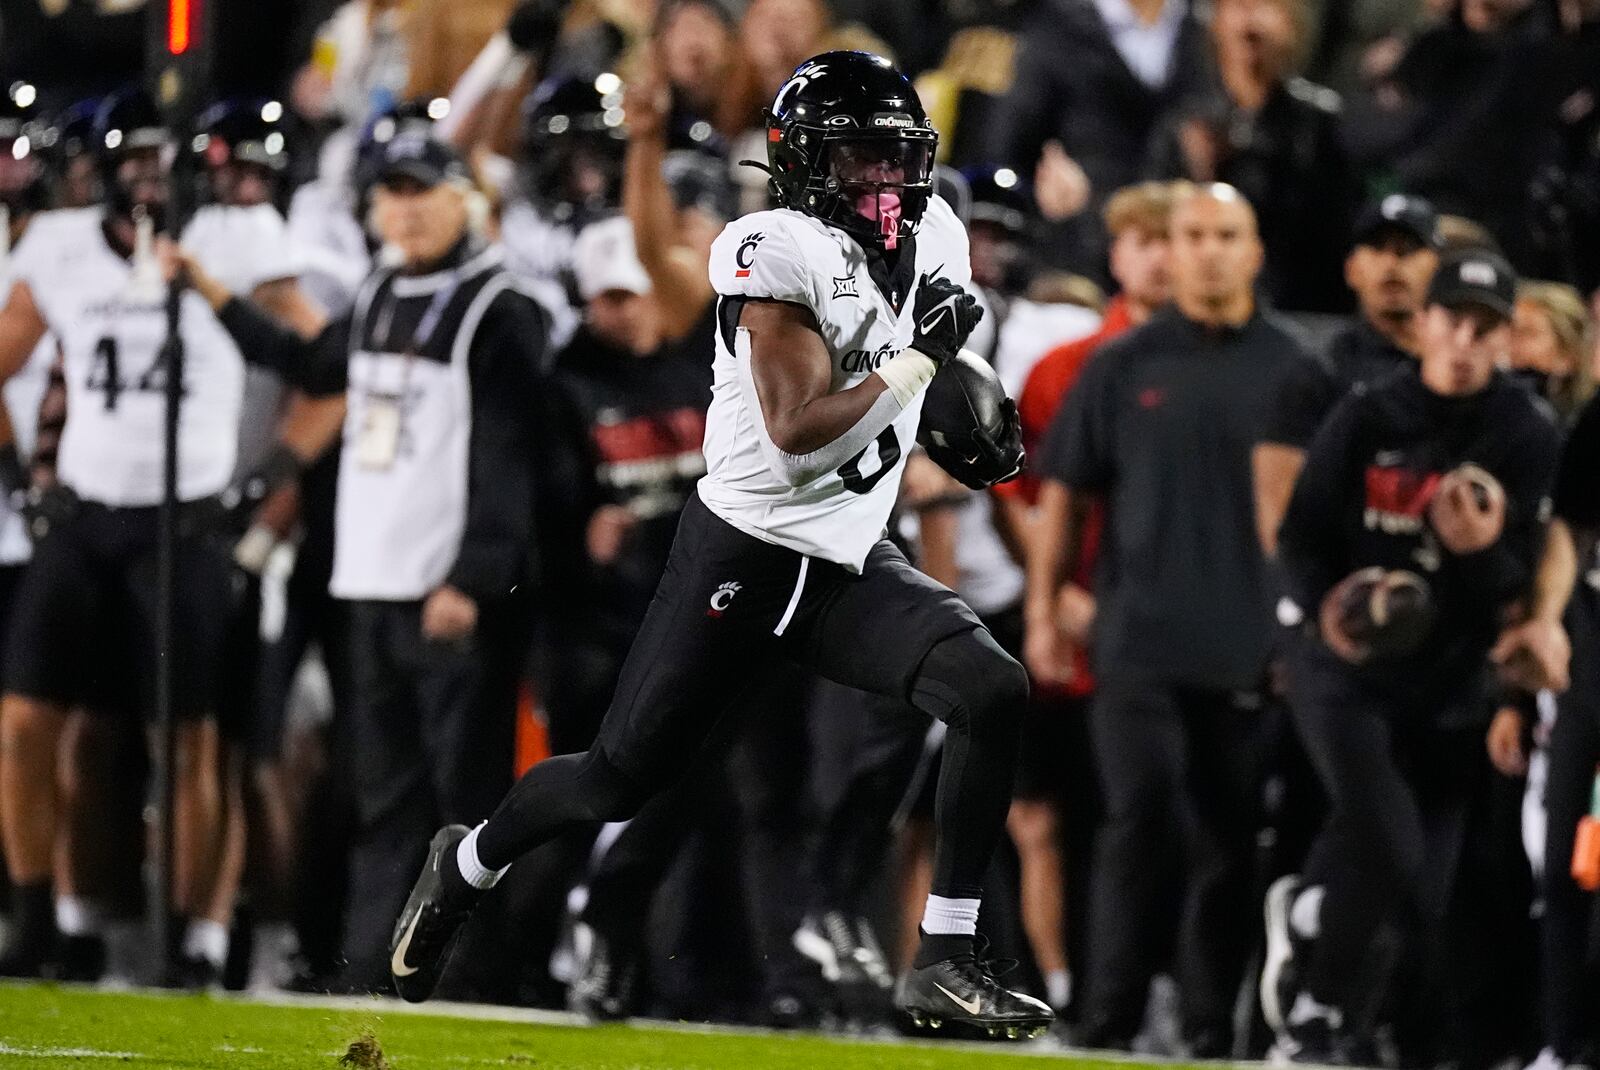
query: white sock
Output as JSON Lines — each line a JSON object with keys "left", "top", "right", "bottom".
{"left": 1287, "top": 989, "right": 1342, "bottom": 1029}
{"left": 1046, "top": 968, "right": 1073, "bottom": 1010}
{"left": 920, "top": 895, "right": 980, "bottom": 936}
{"left": 456, "top": 822, "right": 510, "bottom": 890}
{"left": 54, "top": 895, "right": 103, "bottom": 937}
{"left": 183, "top": 919, "right": 230, "bottom": 968}
{"left": 1290, "top": 885, "right": 1324, "bottom": 940}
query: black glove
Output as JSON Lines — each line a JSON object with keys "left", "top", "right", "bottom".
{"left": 0, "top": 443, "right": 78, "bottom": 541}
{"left": 190, "top": 443, "right": 303, "bottom": 538}
{"left": 20, "top": 483, "right": 80, "bottom": 542}
{"left": 909, "top": 273, "right": 983, "bottom": 365}
{"left": 974, "top": 397, "right": 1026, "bottom": 487}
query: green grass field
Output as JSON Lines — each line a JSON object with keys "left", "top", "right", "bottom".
{"left": 0, "top": 984, "right": 1203, "bottom": 1070}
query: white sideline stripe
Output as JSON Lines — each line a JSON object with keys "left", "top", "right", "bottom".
{"left": 773, "top": 556, "right": 809, "bottom": 636}
{"left": 0, "top": 1042, "right": 144, "bottom": 1058}
{"left": 2, "top": 981, "right": 1271, "bottom": 1065}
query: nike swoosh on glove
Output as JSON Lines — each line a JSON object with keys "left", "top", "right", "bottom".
{"left": 910, "top": 273, "right": 983, "bottom": 365}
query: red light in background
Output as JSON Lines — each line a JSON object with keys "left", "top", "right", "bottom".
{"left": 168, "top": 0, "right": 192, "bottom": 55}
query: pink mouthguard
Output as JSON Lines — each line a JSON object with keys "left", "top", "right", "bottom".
{"left": 854, "top": 190, "right": 903, "bottom": 249}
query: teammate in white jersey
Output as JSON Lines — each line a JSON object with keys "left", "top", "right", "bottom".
{"left": 389, "top": 50, "right": 1046, "bottom": 1034}
{"left": 0, "top": 87, "right": 319, "bottom": 983}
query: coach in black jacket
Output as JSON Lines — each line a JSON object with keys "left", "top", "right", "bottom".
{"left": 184, "top": 127, "right": 551, "bottom": 991}
{"left": 1268, "top": 250, "right": 1561, "bottom": 1061}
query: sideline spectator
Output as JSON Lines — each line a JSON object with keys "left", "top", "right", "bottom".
{"left": 987, "top": 0, "right": 1209, "bottom": 276}
{"left": 1254, "top": 194, "right": 1441, "bottom": 554}
{"left": 1268, "top": 249, "right": 1561, "bottom": 1064}
{"left": 1511, "top": 280, "right": 1595, "bottom": 425}
{"left": 1027, "top": 184, "right": 1313, "bottom": 1054}
{"left": 185, "top": 128, "right": 552, "bottom": 991}
{"left": 1150, "top": 0, "right": 1355, "bottom": 313}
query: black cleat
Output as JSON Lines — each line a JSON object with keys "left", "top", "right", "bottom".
{"left": 0, "top": 923, "right": 56, "bottom": 979}
{"left": 1261, "top": 874, "right": 1311, "bottom": 1037}
{"left": 57, "top": 934, "right": 108, "bottom": 983}
{"left": 566, "top": 924, "right": 637, "bottom": 1023}
{"left": 899, "top": 943, "right": 1054, "bottom": 1039}
{"left": 390, "top": 824, "right": 474, "bottom": 1003}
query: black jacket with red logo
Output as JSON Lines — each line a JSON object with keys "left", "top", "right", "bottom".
{"left": 1280, "top": 364, "right": 1561, "bottom": 708}
{"left": 541, "top": 318, "right": 714, "bottom": 645}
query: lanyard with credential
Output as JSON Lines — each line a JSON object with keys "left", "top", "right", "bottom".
{"left": 356, "top": 270, "right": 463, "bottom": 470}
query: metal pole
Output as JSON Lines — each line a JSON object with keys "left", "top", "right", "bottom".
{"left": 150, "top": 112, "right": 192, "bottom": 988}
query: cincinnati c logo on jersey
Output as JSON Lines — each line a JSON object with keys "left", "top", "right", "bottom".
{"left": 707, "top": 581, "right": 742, "bottom": 617}
{"left": 733, "top": 234, "right": 765, "bottom": 279}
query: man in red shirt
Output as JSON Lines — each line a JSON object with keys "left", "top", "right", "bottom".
{"left": 1004, "top": 181, "right": 1177, "bottom": 689}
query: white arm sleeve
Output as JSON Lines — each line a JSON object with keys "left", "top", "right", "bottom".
{"left": 733, "top": 326, "right": 905, "bottom": 488}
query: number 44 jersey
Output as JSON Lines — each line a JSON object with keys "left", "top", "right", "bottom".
{"left": 10, "top": 204, "right": 298, "bottom": 507}
{"left": 699, "top": 195, "right": 969, "bottom": 573}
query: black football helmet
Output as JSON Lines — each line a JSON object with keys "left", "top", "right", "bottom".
{"left": 195, "top": 98, "right": 292, "bottom": 207}
{"left": 521, "top": 74, "right": 627, "bottom": 217}
{"left": 94, "top": 86, "right": 171, "bottom": 225}
{"left": 765, "top": 51, "right": 938, "bottom": 250}
{"left": 0, "top": 82, "right": 54, "bottom": 216}
{"left": 196, "top": 98, "right": 290, "bottom": 174}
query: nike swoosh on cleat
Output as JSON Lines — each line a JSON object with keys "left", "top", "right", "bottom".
{"left": 391, "top": 910, "right": 423, "bottom": 978}
{"left": 933, "top": 982, "right": 983, "bottom": 1015}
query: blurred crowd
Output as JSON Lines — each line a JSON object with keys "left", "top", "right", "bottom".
{"left": 0, "top": 0, "right": 1598, "bottom": 1068}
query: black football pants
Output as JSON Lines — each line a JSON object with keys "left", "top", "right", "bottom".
{"left": 475, "top": 493, "right": 1028, "bottom": 905}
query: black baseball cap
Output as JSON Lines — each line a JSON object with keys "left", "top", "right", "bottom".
{"left": 1354, "top": 193, "right": 1440, "bottom": 249}
{"left": 375, "top": 126, "right": 469, "bottom": 188}
{"left": 1426, "top": 248, "right": 1518, "bottom": 322}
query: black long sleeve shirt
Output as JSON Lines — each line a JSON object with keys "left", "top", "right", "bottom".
{"left": 1279, "top": 364, "right": 1561, "bottom": 711}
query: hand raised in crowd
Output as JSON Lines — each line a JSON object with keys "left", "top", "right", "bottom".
{"left": 1033, "top": 141, "right": 1091, "bottom": 223}
{"left": 1485, "top": 706, "right": 1528, "bottom": 777}
{"left": 1428, "top": 464, "right": 1506, "bottom": 555}
{"left": 624, "top": 58, "right": 671, "bottom": 142}
{"left": 586, "top": 504, "right": 637, "bottom": 566}
{"left": 422, "top": 584, "right": 479, "bottom": 642}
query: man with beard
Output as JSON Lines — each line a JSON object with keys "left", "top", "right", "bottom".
{"left": 1254, "top": 194, "right": 1443, "bottom": 554}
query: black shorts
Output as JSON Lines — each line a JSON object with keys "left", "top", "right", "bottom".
{"left": 5, "top": 501, "right": 236, "bottom": 720}
{"left": 594, "top": 492, "right": 984, "bottom": 788}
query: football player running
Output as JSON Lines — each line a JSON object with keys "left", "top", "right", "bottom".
{"left": 389, "top": 51, "right": 1041, "bottom": 1036}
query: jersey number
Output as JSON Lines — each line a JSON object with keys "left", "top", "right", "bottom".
{"left": 86, "top": 337, "right": 185, "bottom": 411}
{"left": 837, "top": 427, "right": 901, "bottom": 494}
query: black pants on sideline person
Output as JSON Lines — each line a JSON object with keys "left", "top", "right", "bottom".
{"left": 1082, "top": 680, "right": 1266, "bottom": 1052}
{"left": 1288, "top": 640, "right": 1482, "bottom": 1036}
{"left": 341, "top": 599, "right": 516, "bottom": 989}
{"left": 1543, "top": 588, "right": 1600, "bottom": 1063}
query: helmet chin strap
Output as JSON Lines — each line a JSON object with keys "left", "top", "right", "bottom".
{"left": 853, "top": 188, "right": 903, "bottom": 249}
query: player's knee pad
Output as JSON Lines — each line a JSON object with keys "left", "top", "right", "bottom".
{"left": 912, "top": 627, "right": 1028, "bottom": 737}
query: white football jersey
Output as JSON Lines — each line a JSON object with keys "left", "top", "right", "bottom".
{"left": 698, "top": 197, "right": 970, "bottom": 572}
{"left": 10, "top": 205, "right": 289, "bottom": 507}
